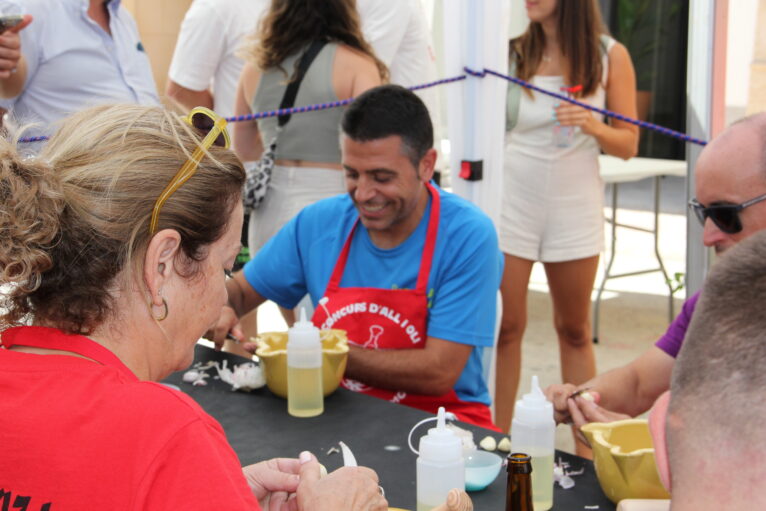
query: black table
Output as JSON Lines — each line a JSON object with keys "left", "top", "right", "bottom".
{"left": 164, "top": 346, "right": 615, "bottom": 510}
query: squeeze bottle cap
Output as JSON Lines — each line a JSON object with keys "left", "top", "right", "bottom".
{"left": 287, "top": 308, "right": 320, "bottom": 348}
{"left": 513, "top": 375, "right": 553, "bottom": 426}
{"left": 418, "top": 407, "right": 463, "bottom": 463}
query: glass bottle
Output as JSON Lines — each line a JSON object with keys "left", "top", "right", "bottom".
{"left": 506, "top": 453, "right": 533, "bottom": 511}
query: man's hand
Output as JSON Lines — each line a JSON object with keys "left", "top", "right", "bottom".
{"left": 205, "top": 304, "right": 243, "bottom": 350}
{"left": 544, "top": 383, "right": 579, "bottom": 424}
{"left": 0, "top": 14, "right": 31, "bottom": 80}
{"left": 243, "top": 458, "right": 301, "bottom": 511}
{"left": 296, "top": 451, "right": 387, "bottom": 511}
{"left": 568, "top": 392, "right": 631, "bottom": 445}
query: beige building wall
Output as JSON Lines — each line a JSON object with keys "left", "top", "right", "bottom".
{"left": 123, "top": 0, "right": 192, "bottom": 98}
{"left": 747, "top": 0, "right": 766, "bottom": 114}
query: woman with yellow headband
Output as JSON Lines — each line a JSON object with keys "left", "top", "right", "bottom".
{"left": 0, "top": 103, "right": 387, "bottom": 510}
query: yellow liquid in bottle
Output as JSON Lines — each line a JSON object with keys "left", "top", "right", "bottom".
{"left": 287, "top": 366, "right": 323, "bottom": 417}
{"left": 530, "top": 453, "right": 554, "bottom": 511}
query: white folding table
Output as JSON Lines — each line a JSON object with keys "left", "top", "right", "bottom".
{"left": 594, "top": 156, "right": 688, "bottom": 343}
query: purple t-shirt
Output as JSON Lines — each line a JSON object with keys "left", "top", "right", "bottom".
{"left": 654, "top": 291, "right": 701, "bottom": 358}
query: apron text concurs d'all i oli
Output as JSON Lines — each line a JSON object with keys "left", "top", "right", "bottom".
{"left": 311, "top": 182, "right": 497, "bottom": 430}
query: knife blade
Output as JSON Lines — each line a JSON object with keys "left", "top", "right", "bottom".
{"left": 338, "top": 441, "right": 357, "bottom": 467}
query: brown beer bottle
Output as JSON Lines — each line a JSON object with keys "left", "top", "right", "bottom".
{"left": 506, "top": 453, "right": 533, "bottom": 511}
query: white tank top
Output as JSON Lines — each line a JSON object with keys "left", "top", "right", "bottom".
{"left": 508, "top": 37, "right": 615, "bottom": 161}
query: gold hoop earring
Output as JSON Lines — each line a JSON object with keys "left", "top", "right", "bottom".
{"left": 151, "top": 297, "right": 169, "bottom": 321}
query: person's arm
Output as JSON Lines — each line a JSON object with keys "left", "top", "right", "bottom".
{"left": 546, "top": 345, "right": 675, "bottom": 424}
{"left": 0, "top": 15, "right": 33, "bottom": 98}
{"left": 165, "top": 79, "right": 213, "bottom": 111}
{"left": 345, "top": 337, "right": 473, "bottom": 395}
{"left": 592, "top": 346, "right": 674, "bottom": 416}
{"left": 555, "top": 41, "right": 639, "bottom": 160}
{"left": 165, "top": 1, "right": 223, "bottom": 112}
{"left": 232, "top": 62, "right": 264, "bottom": 161}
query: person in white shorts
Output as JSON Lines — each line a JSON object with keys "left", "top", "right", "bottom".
{"left": 494, "top": 0, "right": 639, "bottom": 450}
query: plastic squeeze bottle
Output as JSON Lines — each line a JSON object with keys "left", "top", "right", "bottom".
{"left": 416, "top": 407, "right": 465, "bottom": 511}
{"left": 286, "top": 308, "right": 323, "bottom": 417}
{"left": 511, "top": 375, "right": 555, "bottom": 511}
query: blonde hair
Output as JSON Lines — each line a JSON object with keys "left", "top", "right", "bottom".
{"left": 0, "top": 104, "right": 245, "bottom": 334}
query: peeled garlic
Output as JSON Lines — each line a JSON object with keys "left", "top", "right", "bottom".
{"left": 182, "top": 369, "right": 202, "bottom": 383}
{"left": 497, "top": 437, "right": 511, "bottom": 452}
{"left": 479, "top": 436, "right": 497, "bottom": 451}
{"left": 214, "top": 360, "right": 265, "bottom": 392}
{"left": 447, "top": 423, "right": 476, "bottom": 456}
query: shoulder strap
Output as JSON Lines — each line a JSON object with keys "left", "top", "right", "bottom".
{"left": 506, "top": 42, "right": 522, "bottom": 132}
{"left": 599, "top": 34, "right": 611, "bottom": 55}
{"left": 599, "top": 34, "right": 612, "bottom": 86}
{"left": 277, "top": 40, "right": 327, "bottom": 127}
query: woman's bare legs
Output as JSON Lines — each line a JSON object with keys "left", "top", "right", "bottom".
{"left": 544, "top": 255, "right": 600, "bottom": 456}
{"left": 495, "top": 254, "right": 536, "bottom": 433}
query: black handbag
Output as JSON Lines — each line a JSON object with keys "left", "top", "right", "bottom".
{"left": 243, "top": 40, "right": 328, "bottom": 212}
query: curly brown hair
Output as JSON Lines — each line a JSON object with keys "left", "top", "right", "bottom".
{"left": 0, "top": 104, "right": 245, "bottom": 334}
{"left": 247, "top": 0, "right": 388, "bottom": 82}
{"left": 511, "top": 0, "right": 608, "bottom": 98}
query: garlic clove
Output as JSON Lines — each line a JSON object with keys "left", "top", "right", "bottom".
{"left": 479, "top": 435, "right": 497, "bottom": 451}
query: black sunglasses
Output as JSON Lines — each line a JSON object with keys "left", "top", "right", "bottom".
{"left": 688, "top": 192, "right": 766, "bottom": 234}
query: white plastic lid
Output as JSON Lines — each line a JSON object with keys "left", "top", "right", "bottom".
{"left": 418, "top": 407, "right": 463, "bottom": 463}
{"left": 288, "top": 308, "right": 320, "bottom": 348}
{"left": 513, "top": 375, "right": 554, "bottom": 425}
{"left": 287, "top": 308, "right": 321, "bottom": 367}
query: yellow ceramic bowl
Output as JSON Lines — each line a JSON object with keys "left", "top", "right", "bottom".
{"left": 581, "top": 419, "right": 671, "bottom": 504}
{"left": 255, "top": 329, "right": 349, "bottom": 398}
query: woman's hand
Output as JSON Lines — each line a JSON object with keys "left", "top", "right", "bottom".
{"left": 554, "top": 102, "right": 602, "bottom": 137}
{"left": 243, "top": 458, "right": 301, "bottom": 511}
{"left": 296, "top": 452, "right": 388, "bottom": 511}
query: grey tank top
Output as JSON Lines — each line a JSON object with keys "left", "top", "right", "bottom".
{"left": 252, "top": 43, "right": 343, "bottom": 163}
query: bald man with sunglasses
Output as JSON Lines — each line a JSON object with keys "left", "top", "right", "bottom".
{"left": 546, "top": 113, "right": 766, "bottom": 434}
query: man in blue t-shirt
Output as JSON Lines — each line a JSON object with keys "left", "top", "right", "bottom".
{"left": 213, "top": 85, "right": 503, "bottom": 429}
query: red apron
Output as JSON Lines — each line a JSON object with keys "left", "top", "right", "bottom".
{"left": 312, "top": 183, "right": 498, "bottom": 430}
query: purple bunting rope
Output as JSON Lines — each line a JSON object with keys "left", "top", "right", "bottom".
{"left": 466, "top": 67, "right": 707, "bottom": 146}
{"left": 226, "top": 74, "right": 467, "bottom": 124}
{"left": 18, "top": 69, "right": 706, "bottom": 146}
